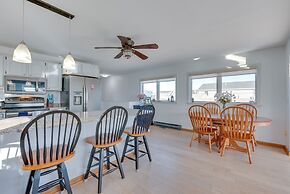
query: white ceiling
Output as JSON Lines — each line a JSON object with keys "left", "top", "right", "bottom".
{"left": 0, "top": 0, "right": 290, "bottom": 74}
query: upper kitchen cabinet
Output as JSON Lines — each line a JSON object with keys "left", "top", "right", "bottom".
{"left": 63, "top": 61, "right": 82, "bottom": 75}
{"left": 45, "top": 62, "right": 62, "bottom": 91}
{"left": 81, "top": 63, "right": 100, "bottom": 78}
{"left": 28, "top": 60, "right": 46, "bottom": 78}
{"left": 4, "top": 56, "right": 29, "bottom": 77}
{"left": 0, "top": 56, "right": 4, "bottom": 86}
{"left": 63, "top": 61, "right": 99, "bottom": 78}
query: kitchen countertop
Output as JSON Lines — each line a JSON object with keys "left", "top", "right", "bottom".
{"left": 0, "top": 109, "right": 138, "bottom": 134}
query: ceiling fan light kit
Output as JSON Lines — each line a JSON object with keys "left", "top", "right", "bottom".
{"left": 94, "top": 35, "right": 159, "bottom": 60}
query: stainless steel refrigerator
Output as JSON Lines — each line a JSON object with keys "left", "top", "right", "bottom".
{"left": 61, "top": 75, "right": 100, "bottom": 112}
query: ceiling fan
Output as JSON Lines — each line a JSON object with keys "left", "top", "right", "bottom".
{"left": 94, "top": 36, "right": 159, "bottom": 60}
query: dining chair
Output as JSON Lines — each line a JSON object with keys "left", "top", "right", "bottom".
{"left": 20, "top": 110, "right": 82, "bottom": 194}
{"left": 121, "top": 105, "right": 155, "bottom": 170}
{"left": 237, "top": 103, "right": 257, "bottom": 151}
{"left": 203, "top": 102, "right": 221, "bottom": 115}
{"left": 84, "top": 106, "right": 128, "bottom": 194}
{"left": 188, "top": 105, "right": 218, "bottom": 152}
{"left": 220, "top": 106, "right": 254, "bottom": 164}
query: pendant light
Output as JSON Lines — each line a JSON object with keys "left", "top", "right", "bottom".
{"left": 63, "top": 17, "right": 76, "bottom": 70}
{"left": 13, "top": 0, "right": 32, "bottom": 63}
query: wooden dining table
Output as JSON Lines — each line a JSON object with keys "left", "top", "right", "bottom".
{"left": 210, "top": 114, "right": 272, "bottom": 127}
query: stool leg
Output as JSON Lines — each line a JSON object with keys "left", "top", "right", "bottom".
{"left": 121, "top": 135, "right": 130, "bottom": 162}
{"left": 113, "top": 145, "right": 125, "bottom": 179}
{"left": 84, "top": 147, "right": 96, "bottom": 179}
{"left": 134, "top": 137, "right": 139, "bottom": 170}
{"left": 106, "top": 147, "right": 110, "bottom": 170}
{"left": 143, "top": 136, "right": 152, "bottom": 162}
{"left": 25, "top": 170, "right": 35, "bottom": 194}
{"left": 60, "top": 163, "right": 72, "bottom": 194}
{"left": 98, "top": 148, "right": 104, "bottom": 194}
{"left": 31, "top": 170, "right": 41, "bottom": 194}
{"left": 57, "top": 165, "right": 64, "bottom": 191}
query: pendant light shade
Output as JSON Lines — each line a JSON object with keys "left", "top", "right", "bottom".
{"left": 63, "top": 53, "right": 76, "bottom": 70}
{"left": 13, "top": 41, "right": 32, "bottom": 63}
{"left": 63, "top": 17, "right": 76, "bottom": 70}
{"left": 13, "top": 0, "right": 32, "bottom": 64}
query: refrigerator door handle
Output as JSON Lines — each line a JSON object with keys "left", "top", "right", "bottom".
{"left": 82, "top": 85, "right": 86, "bottom": 112}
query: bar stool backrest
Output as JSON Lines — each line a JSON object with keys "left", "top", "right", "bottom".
{"left": 95, "top": 106, "right": 128, "bottom": 145}
{"left": 131, "top": 105, "right": 155, "bottom": 135}
{"left": 20, "top": 110, "right": 82, "bottom": 166}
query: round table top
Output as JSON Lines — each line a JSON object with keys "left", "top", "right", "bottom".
{"left": 210, "top": 114, "right": 272, "bottom": 127}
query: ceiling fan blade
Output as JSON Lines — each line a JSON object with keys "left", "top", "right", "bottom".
{"left": 117, "top": 35, "right": 130, "bottom": 45}
{"left": 132, "top": 49, "right": 148, "bottom": 60}
{"left": 114, "top": 51, "right": 123, "bottom": 59}
{"left": 133, "top": 44, "right": 159, "bottom": 49}
{"left": 94, "top": 46, "right": 122, "bottom": 49}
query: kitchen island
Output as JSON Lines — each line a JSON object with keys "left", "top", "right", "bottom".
{"left": 0, "top": 109, "right": 137, "bottom": 194}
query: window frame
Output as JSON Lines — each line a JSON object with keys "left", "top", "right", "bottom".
{"left": 189, "top": 69, "right": 257, "bottom": 104}
{"left": 140, "top": 76, "right": 177, "bottom": 103}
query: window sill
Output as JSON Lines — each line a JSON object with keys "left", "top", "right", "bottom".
{"left": 152, "top": 101, "right": 177, "bottom": 104}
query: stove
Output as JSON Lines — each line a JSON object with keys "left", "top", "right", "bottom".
{"left": 2, "top": 95, "right": 48, "bottom": 118}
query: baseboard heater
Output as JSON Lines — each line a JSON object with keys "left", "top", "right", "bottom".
{"left": 153, "top": 121, "right": 182, "bottom": 130}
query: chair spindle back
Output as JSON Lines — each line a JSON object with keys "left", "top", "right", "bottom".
{"left": 95, "top": 106, "right": 128, "bottom": 145}
{"left": 203, "top": 102, "right": 221, "bottom": 115}
{"left": 220, "top": 106, "right": 254, "bottom": 140}
{"left": 20, "top": 110, "right": 82, "bottom": 166}
{"left": 131, "top": 105, "right": 155, "bottom": 135}
{"left": 188, "top": 105, "right": 213, "bottom": 133}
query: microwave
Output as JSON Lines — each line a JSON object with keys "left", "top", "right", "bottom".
{"left": 5, "top": 76, "right": 47, "bottom": 94}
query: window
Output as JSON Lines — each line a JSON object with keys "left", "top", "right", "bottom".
{"left": 191, "top": 77, "right": 217, "bottom": 102}
{"left": 222, "top": 73, "right": 256, "bottom": 102}
{"left": 141, "top": 77, "right": 176, "bottom": 102}
{"left": 190, "top": 70, "right": 257, "bottom": 103}
{"left": 142, "top": 81, "right": 157, "bottom": 101}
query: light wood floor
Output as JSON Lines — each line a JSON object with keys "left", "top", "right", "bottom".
{"left": 66, "top": 126, "right": 290, "bottom": 194}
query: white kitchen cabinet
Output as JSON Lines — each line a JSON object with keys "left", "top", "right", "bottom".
{"left": 28, "top": 60, "right": 46, "bottom": 78}
{"left": 0, "top": 56, "right": 4, "bottom": 86}
{"left": 4, "top": 56, "right": 29, "bottom": 77}
{"left": 81, "top": 63, "right": 99, "bottom": 77}
{"left": 45, "top": 62, "right": 62, "bottom": 91}
{"left": 63, "top": 61, "right": 82, "bottom": 75}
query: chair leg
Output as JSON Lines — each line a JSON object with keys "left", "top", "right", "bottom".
{"left": 31, "top": 170, "right": 41, "bottom": 194}
{"left": 60, "top": 163, "right": 73, "bottom": 194}
{"left": 198, "top": 134, "right": 201, "bottom": 143}
{"left": 220, "top": 138, "right": 227, "bottom": 157}
{"left": 143, "top": 136, "right": 152, "bottom": 162}
{"left": 57, "top": 165, "right": 64, "bottom": 191}
{"left": 208, "top": 135, "right": 212, "bottom": 153}
{"left": 98, "top": 148, "right": 105, "bottom": 194}
{"left": 251, "top": 138, "right": 255, "bottom": 152}
{"left": 189, "top": 132, "right": 195, "bottom": 147}
{"left": 106, "top": 147, "right": 110, "bottom": 170}
{"left": 121, "top": 135, "right": 130, "bottom": 163}
{"left": 134, "top": 137, "right": 139, "bottom": 170}
{"left": 253, "top": 134, "right": 257, "bottom": 146}
{"left": 113, "top": 145, "right": 125, "bottom": 179}
{"left": 84, "top": 147, "right": 96, "bottom": 179}
{"left": 246, "top": 141, "right": 252, "bottom": 164}
{"left": 25, "top": 170, "right": 35, "bottom": 194}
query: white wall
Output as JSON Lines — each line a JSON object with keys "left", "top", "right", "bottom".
{"left": 287, "top": 38, "right": 290, "bottom": 149}
{"left": 102, "top": 46, "right": 288, "bottom": 145}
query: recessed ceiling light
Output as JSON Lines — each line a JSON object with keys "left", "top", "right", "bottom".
{"left": 100, "top": 74, "right": 110, "bottom": 78}
{"left": 225, "top": 54, "right": 246, "bottom": 64}
{"left": 226, "top": 66, "right": 232, "bottom": 69}
{"left": 239, "top": 64, "right": 248, "bottom": 68}
{"left": 193, "top": 57, "right": 200, "bottom": 61}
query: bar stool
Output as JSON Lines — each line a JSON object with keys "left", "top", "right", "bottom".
{"left": 121, "top": 105, "right": 155, "bottom": 170}
{"left": 84, "top": 106, "right": 128, "bottom": 194}
{"left": 20, "top": 110, "right": 82, "bottom": 194}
